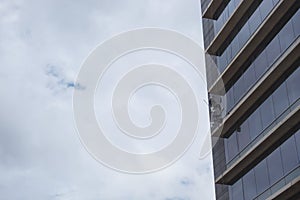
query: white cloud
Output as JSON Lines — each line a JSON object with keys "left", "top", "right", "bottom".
{"left": 0, "top": 0, "right": 215, "bottom": 199}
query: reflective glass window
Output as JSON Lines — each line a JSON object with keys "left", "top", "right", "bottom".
{"left": 248, "top": 8, "right": 262, "bottom": 34}
{"left": 254, "top": 160, "right": 270, "bottom": 194}
{"left": 233, "top": 75, "right": 245, "bottom": 103}
{"left": 259, "top": 96, "right": 275, "bottom": 130}
{"left": 231, "top": 37, "right": 240, "bottom": 60}
{"left": 226, "top": 132, "right": 239, "bottom": 162}
{"left": 286, "top": 67, "right": 300, "bottom": 103}
{"left": 266, "top": 148, "right": 284, "bottom": 185}
{"left": 248, "top": 109, "right": 263, "bottom": 140}
{"left": 228, "top": 0, "right": 236, "bottom": 16}
{"left": 259, "top": 0, "right": 273, "bottom": 20}
{"left": 242, "top": 170, "right": 257, "bottom": 200}
{"left": 292, "top": 10, "right": 300, "bottom": 36}
{"left": 281, "top": 137, "right": 299, "bottom": 174}
{"left": 218, "top": 53, "right": 228, "bottom": 72}
{"left": 265, "top": 36, "right": 281, "bottom": 66}
{"left": 278, "top": 20, "right": 296, "bottom": 52}
{"left": 243, "top": 64, "right": 256, "bottom": 93}
{"left": 295, "top": 130, "right": 300, "bottom": 162}
{"left": 231, "top": 179, "right": 244, "bottom": 200}
{"left": 271, "top": 82, "right": 290, "bottom": 117}
{"left": 238, "top": 23, "right": 251, "bottom": 48}
{"left": 227, "top": 88, "right": 235, "bottom": 112}
{"left": 254, "top": 51, "right": 268, "bottom": 79}
{"left": 237, "top": 120, "right": 251, "bottom": 150}
{"left": 233, "top": 0, "right": 242, "bottom": 7}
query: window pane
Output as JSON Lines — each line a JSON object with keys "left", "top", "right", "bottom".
{"left": 259, "top": 0, "right": 273, "bottom": 20}
{"left": 230, "top": 179, "right": 244, "bottom": 200}
{"left": 243, "top": 170, "right": 257, "bottom": 200}
{"left": 255, "top": 160, "right": 270, "bottom": 194}
{"left": 231, "top": 38, "right": 240, "bottom": 59}
{"left": 286, "top": 67, "right": 300, "bottom": 103}
{"left": 243, "top": 64, "right": 256, "bottom": 92}
{"left": 237, "top": 120, "right": 251, "bottom": 150}
{"left": 259, "top": 96, "right": 275, "bottom": 129}
{"left": 295, "top": 130, "right": 300, "bottom": 162}
{"left": 234, "top": 0, "right": 242, "bottom": 7}
{"left": 227, "top": 88, "right": 235, "bottom": 112}
{"left": 266, "top": 36, "right": 281, "bottom": 65}
{"left": 278, "top": 20, "right": 295, "bottom": 52}
{"left": 233, "top": 75, "right": 245, "bottom": 103}
{"left": 281, "top": 137, "right": 299, "bottom": 174}
{"left": 238, "top": 23, "right": 251, "bottom": 48}
{"left": 267, "top": 148, "right": 284, "bottom": 185}
{"left": 248, "top": 9, "right": 262, "bottom": 34}
{"left": 248, "top": 109, "right": 263, "bottom": 139}
{"left": 292, "top": 10, "right": 300, "bottom": 36}
{"left": 254, "top": 51, "right": 268, "bottom": 79}
{"left": 226, "top": 133, "right": 239, "bottom": 162}
{"left": 218, "top": 53, "right": 228, "bottom": 72}
{"left": 272, "top": 82, "right": 290, "bottom": 117}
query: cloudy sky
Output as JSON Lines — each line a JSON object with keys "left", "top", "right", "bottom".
{"left": 0, "top": 0, "right": 215, "bottom": 199}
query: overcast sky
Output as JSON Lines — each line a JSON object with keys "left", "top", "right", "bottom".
{"left": 0, "top": 0, "right": 215, "bottom": 199}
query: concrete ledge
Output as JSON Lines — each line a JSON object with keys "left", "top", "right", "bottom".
{"left": 211, "top": 37, "right": 300, "bottom": 138}
{"left": 209, "top": 0, "right": 300, "bottom": 95}
{"left": 266, "top": 176, "right": 300, "bottom": 200}
{"left": 215, "top": 104, "right": 300, "bottom": 185}
{"left": 206, "top": 0, "right": 263, "bottom": 56}
{"left": 202, "top": 0, "right": 230, "bottom": 20}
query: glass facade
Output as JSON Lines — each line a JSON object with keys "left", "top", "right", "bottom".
{"left": 227, "top": 130, "right": 300, "bottom": 199}
{"left": 216, "top": 0, "right": 281, "bottom": 72}
{"left": 226, "top": 11, "right": 300, "bottom": 112}
{"left": 201, "top": 0, "right": 300, "bottom": 199}
{"left": 225, "top": 68, "right": 300, "bottom": 167}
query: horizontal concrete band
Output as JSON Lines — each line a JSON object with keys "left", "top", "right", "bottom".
{"left": 266, "top": 176, "right": 300, "bottom": 200}
{"left": 206, "top": 0, "right": 263, "bottom": 56}
{"left": 209, "top": 0, "right": 300, "bottom": 95}
{"left": 215, "top": 104, "right": 300, "bottom": 185}
{"left": 202, "top": 0, "right": 230, "bottom": 20}
{"left": 212, "top": 37, "right": 300, "bottom": 139}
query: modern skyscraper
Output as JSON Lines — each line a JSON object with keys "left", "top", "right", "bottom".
{"left": 200, "top": 0, "right": 300, "bottom": 199}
